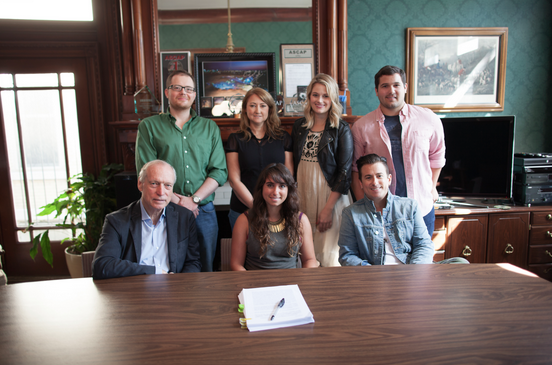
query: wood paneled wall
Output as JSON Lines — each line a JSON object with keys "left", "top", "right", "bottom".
{"left": 158, "top": 8, "right": 312, "bottom": 24}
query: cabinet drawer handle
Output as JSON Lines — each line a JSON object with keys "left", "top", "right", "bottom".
{"left": 462, "top": 245, "right": 472, "bottom": 256}
{"left": 504, "top": 243, "right": 514, "bottom": 254}
{"left": 547, "top": 231, "right": 552, "bottom": 238}
{"left": 545, "top": 267, "right": 552, "bottom": 274}
{"left": 547, "top": 214, "right": 552, "bottom": 221}
{"left": 545, "top": 250, "right": 552, "bottom": 258}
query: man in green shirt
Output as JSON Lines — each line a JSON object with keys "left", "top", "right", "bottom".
{"left": 135, "top": 70, "right": 228, "bottom": 272}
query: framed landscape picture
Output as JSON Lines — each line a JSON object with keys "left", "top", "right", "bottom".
{"left": 406, "top": 27, "right": 508, "bottom": 112}
{"left": 194, "top": 53, "right": 276, "bottom": 118}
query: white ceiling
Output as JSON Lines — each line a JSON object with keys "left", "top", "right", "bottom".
{"left": 158, "top": 0, "right": 312, "bottom": 10}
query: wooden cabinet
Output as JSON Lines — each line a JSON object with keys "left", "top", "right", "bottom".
{"left": 487, "top": 213, "right": 529, "bottom": 267}
{"left": 446, "top": 215, "right": 488, "bottom": 263}
{"left": 434, "top": 204, "right": 552, "bottom": 281}
{"left": 432, "top": 217, "right": 446, "bottom": 262}
{"left": 527, "top": 210, "right": 552, "bottom": 280}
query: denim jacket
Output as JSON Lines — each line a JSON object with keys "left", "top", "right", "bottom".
{"left": 338, "top": 192, "right": 434, "bottom": 266}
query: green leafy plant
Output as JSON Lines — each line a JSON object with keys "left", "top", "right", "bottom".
{"left": 29, "top": 163, "right": 123, "bottom": 267}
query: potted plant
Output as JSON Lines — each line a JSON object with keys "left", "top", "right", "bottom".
{"left": 28, "top": 163, "right": 123, "bottom": 277}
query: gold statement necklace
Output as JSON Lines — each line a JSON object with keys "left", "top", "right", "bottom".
{"left": 268, "top": 218, "right": 286, "bottom": 233}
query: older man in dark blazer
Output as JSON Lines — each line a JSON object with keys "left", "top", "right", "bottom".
{"left": 93, "top": 160, "right": 201, "bottom": 279}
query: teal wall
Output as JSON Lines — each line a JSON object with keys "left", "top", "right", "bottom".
{"left": 348, "top": 0, "right": 552, "bottom": 152}
{"left": 159, "top": 22, "right": 313, "bottom": 94}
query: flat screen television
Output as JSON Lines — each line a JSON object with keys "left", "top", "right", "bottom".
{"left": 437, "top": 116, "right": 515, "bottom": 200}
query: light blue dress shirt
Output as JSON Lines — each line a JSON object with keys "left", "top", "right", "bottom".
{"left": 139, "top": 201, "right": 169, "bottom": 274}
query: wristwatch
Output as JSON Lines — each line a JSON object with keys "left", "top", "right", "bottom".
{"left": 191, "top": 194, "right": 201, "bottom": 205}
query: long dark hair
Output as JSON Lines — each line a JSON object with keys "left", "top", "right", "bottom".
{"left": 249, "top": 163, "right": 302, "bottom": 257}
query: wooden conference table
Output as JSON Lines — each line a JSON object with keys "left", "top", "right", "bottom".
{"left": 2, "top": 264, "right": 552, "bottom": 364}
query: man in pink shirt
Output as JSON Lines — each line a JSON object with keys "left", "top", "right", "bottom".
{"left": 351, "top": 65, "right": 445, "bottom": 235}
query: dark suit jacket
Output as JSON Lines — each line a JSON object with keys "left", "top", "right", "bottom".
{"left": 92, "top": 201, "right": 201, "bottom": 279}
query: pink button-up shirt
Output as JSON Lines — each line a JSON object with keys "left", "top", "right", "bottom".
{"left": 351, "top": 104, "right": 445, "bottom": 216}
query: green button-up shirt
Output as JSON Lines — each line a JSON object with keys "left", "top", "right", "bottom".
{"left": 135, "top": 109, "right": 228, "bottom": 204}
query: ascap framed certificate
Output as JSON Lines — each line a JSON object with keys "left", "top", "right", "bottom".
{"left": 280, "top": 44, "right": 315, "bottom": 116}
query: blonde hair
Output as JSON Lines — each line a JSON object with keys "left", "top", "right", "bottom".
{"left": 302, "top": 73, "right": 342, "bottom": 129}
{"left": 239, "top": 88, "right": 284, "bottom": 141}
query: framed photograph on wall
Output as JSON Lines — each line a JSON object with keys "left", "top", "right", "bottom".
{"left": 406, "top": 27, "right": 508, "bottom": 113}
{"left": 280, "top": 44, "right": 315, "bottom": 116}
{"left": 194, "top": 53, "right": 276, "bottom": 118}
{"left": 160, "top": 51, "right": 191, "bottom": 113}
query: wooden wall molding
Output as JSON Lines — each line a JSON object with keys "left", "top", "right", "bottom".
{"left": 327, "top": 0, "right": 338, "bottom": 79}
{"left": 132, "top": 0, "right": 147, "bottom": 89}
{"left": 312, "top": 0, "right": 325, "bottom": 75}
{"left": 337, "top": 0, "right": 348, "bottom": 92}
{"left": 120, "top": 0, "right": 135, "bottom": 95}
{"left": 313, "top": 0, "right": 350, "bottom": 113}
{"left": 158, "top": 7, "right": 312, "bottom": 25}
{"left": 151, "top": 0, "right": 161, "bottom": 100}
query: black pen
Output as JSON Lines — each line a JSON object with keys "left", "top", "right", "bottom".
{"left": 269, "top": 298, "right": 285, "bottom": 321}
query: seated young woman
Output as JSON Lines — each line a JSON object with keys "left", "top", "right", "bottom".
{"left": 230, "top": 163, "right": 318, "bottom": 270}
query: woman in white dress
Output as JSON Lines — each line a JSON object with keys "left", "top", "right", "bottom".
{"left": 291, "top": 74, "right": 354, "bottom": 267}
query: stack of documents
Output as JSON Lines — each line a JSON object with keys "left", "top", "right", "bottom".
{"left": 238, "top": 284, "right": 314, "bottom": 332}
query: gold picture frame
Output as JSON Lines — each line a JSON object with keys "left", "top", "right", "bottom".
{"left": 406, "top": 27, "right": 508, "bottom": 113}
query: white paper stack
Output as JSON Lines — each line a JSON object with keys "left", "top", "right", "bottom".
{"left": 238, "top": 284, "right": 314, "bottom": 332}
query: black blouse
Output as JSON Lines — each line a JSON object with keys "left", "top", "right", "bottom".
{"left": 225, "top": 130, "right": 292, "bottom": 213}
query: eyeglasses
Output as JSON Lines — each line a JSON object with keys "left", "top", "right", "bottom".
{"left": 168, "top": 85, "right": 196, "bottom": 93}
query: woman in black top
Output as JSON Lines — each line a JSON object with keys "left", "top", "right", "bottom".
{"left": 226, "top": 88, "right": 293, "bottom": 230}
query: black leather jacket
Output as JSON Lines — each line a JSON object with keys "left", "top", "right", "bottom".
{"left": 292, "top": 117, "right": 354, "bottom": 195}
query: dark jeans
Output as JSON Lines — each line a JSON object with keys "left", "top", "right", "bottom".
{"left": 228, "top": 208, "right": 241, "bottom": 232}
{"left": 423, "top": 206, "right": 435, "bottom": 237}
{"left": 195, "top": 202, "right": 218, "bottom": 272}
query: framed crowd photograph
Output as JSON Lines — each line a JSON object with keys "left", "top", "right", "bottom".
{"left": 194, "top": 53, "right": 276, "bottom": 118}
{"left": 406, "top": 27, "right": 508, "bottom": 113}
{"left": 280, "top": 44, "right": 315, "bottom": 116}
{"left": 160, "top": 51, "right": 191, "bottom": 113}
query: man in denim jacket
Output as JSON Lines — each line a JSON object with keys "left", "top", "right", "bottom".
{"left": 338, "top": 154, "right": 434, "bottom": 266}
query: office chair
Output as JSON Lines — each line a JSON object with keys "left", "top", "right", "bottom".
{"left": 81, "top": 251, "right": 95, "bottom": 277}
{"left": 220, "top": 238, "right": 232, "bottom": 271}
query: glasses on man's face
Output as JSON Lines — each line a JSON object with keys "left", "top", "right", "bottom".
{"left": 169, "top": 85, "right": 196, "bottom": 93}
